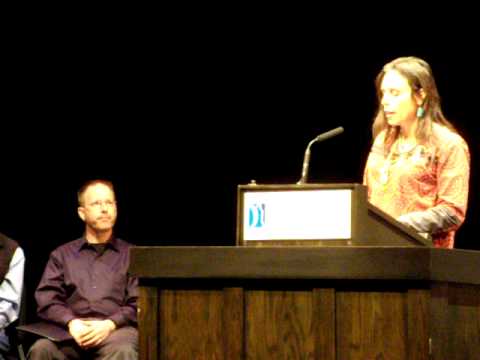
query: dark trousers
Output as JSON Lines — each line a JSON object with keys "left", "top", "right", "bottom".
{"left": 27, "top": 326, "right": 137, "bottom": 360}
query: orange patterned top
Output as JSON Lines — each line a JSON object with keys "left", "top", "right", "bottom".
{"left": 363, "top": 123, "right": 470, "bottom": 248}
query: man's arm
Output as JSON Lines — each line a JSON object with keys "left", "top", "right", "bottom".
{"left": 35, "top": 250, "right": 76, "bottom": 327}
{"left": 107, "top": 273, "right": 138, "bottom": 328}
{"left": 0, "top": 247, "right": 25, "bottom": 329}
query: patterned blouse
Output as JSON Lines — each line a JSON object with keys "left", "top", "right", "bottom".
{"left": 363, "top": 123, "right": 470, "bottom": 248}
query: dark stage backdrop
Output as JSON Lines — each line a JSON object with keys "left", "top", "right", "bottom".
{"left": 2, "top": 27, "right": 478, "bottom": 320}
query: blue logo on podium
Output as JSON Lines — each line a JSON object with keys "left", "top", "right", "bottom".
{"left": 248, "top": 203, "right": 265, "bottom": 228}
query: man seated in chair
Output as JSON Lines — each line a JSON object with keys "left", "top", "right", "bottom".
{"left": 28, "top": 179, "right": 138, "bottom": 359}
{"left": 0, "top": 232, "right": 25, "bottom": 359}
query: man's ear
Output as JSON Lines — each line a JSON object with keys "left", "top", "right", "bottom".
{"left": 78, "top": 206, "right": 86, "bottom": 221}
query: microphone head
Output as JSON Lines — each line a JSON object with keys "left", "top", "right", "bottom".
{"left": 314, "top": 126, "right": 344, "bottom": 142}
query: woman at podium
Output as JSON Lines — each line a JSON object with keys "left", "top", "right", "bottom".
{"left": 363, "top": 56, "right": 470, "bottom": 248}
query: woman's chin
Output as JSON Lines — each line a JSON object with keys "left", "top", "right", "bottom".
{"left": 387, "top": 118, "right": 399, "bottom": 126}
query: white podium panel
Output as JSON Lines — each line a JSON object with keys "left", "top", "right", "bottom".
{"left": 243, "top": 189, "right": 352, "bottom": 241}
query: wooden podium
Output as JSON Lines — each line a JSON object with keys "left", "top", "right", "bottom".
{"left": 129, "top": 184, "right": 480, "bottom": 359}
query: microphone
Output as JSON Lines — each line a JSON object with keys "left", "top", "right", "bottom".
{"left": 297, "top": 126, "right": 344, "bottom": 184}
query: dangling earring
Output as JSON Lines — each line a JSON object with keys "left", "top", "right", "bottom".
{"left": 416, "top": 106, "right": 425, "bottom": 118}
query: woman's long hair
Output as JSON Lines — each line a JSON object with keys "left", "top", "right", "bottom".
{"left": 372, "top": 56, "right": 455, "bottom": 153}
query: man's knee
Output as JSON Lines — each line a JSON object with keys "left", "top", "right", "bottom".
{"left": 27, "top": 338, "right": 59, "bottom": 358}
{"left": 110, "top": 342, "right": 137, "bottom": 355}
{"left": 99, "top": 327, "right": 138, "bottom": 359}
{"left": 99, "top": 342, "right": 137, "bottom": 359}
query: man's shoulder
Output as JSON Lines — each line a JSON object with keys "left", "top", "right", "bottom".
{"left": 50, "top": 238, "right": 84, "bottom": 255}
{"left": 112, "top": 237, "right": 135, "bottom": 249}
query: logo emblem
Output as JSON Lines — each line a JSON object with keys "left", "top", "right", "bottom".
{"left": 248, "top": 203, "right": 265, "bottom": 228}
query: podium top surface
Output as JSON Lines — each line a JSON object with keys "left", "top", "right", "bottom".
{"left": 129, "top": 246, "right": 480, "bottom": 285}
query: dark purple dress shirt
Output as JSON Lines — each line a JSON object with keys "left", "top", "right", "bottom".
{"left": 35, "top": 237, "right": 138, "bottom": 328}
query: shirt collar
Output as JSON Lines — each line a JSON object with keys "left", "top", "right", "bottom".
{"left": 77, "top": 236, "right": 120, "bottom": 252}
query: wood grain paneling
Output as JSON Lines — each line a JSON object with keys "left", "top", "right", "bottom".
{"left": 407, "top": 289, "right": 429, "bottom": 360}
{"left": 138, "top": 286, "right": 158, "bottom": 360}
{"left": 431, "top": 283, "right": 480, "bottom": 360}
{"left": 314, "top": 288, "right": 336, "bottom": 360}
{"left": 430, "top": 283, "right": 449, "bottom": 359}
{"left": 160, "top": 289, "right": 224, "bottom": 359}
{"left": 223, "top": 288, "right": 244, "bottom": 359}
{"left": 336, "top": 290, "right": 408, "bottom": 360}
{"left": 246, "top": 289, "right": 316, "bottom": 359}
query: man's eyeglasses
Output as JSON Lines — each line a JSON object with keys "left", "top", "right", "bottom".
{"left": 86, "top": 200, "right": 116, "bottom": 208}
